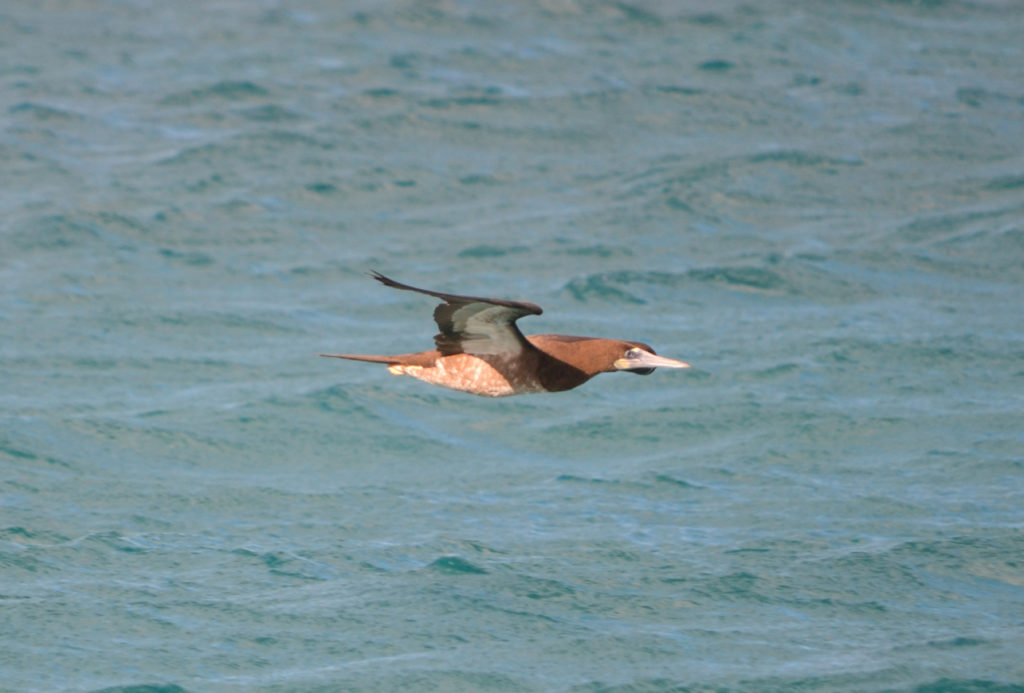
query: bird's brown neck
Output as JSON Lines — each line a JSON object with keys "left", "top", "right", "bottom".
{"left": 527, "top": 335, "right": 625, "bottom": 392}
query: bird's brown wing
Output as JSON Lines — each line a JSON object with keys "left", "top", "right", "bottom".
{"left": 371, "top": 271, "right": 543, "bottom": 357}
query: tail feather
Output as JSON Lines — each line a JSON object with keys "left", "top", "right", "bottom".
{"left": 318, "top": 353, "right": 401, "bottom": 365}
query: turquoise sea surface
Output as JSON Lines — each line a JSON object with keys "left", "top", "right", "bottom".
{"left": 2, "top": 1, "right": 1023, "bottom": 691}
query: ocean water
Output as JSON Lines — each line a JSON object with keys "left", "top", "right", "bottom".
{"left": 2, "top": 1, "right": 1024, "bottom": 691}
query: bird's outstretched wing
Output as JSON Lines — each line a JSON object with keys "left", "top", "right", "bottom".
{"left": 371, "top": 271, "right": 543, "bottom": 357}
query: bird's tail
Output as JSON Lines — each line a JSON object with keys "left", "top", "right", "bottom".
{"left": 318, "top": 353, "right": 402, "bottom": 365}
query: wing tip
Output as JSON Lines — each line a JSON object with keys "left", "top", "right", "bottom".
{"left": 367, "top": 270, "right": 542, "bottom": 315}
{"left": 368, "top": 269, "right": 399, "bottom": 288}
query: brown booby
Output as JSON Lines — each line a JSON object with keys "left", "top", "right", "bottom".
{"left": 319, "top": 272, "right": 691, "bottom": 397}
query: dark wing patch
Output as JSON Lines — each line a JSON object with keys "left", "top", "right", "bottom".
{"left": 371, "top": 271, "right": 543, "bottom": 357}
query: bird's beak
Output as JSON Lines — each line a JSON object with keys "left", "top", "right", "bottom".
{"left": 613, "top": 351, "right": 691, "bottom": 371}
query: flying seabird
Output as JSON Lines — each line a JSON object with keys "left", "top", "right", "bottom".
{"left": 319, "top": 272, "right": 691, "bottom": 397}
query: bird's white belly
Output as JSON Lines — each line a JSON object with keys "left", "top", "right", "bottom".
{"left": 389, "top": 354, "right": 545, "bottom": 397}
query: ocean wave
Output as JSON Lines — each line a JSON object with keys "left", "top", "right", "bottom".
{"left": 563, "top": 261, "right": 875, "bottom": 303}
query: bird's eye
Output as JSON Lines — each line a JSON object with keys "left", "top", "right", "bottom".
{"left": 625, "top": 348, "right": 642, "bottom": 359}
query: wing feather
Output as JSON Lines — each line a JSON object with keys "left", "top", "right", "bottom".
{"left": 371, "top": 271, "right": 543, "bottom": 357}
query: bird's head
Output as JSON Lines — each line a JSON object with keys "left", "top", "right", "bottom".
{"left": 612, "top": 342, "right": 691, "bottom": 375}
